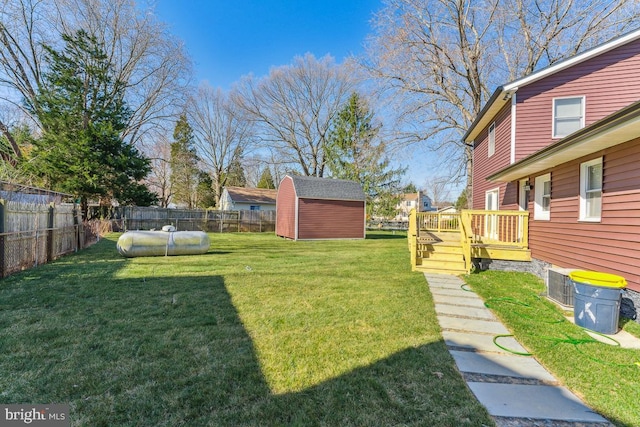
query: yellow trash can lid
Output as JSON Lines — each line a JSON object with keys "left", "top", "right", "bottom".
{"left": 568, "top": 270, "right": 627, "bottom": 288}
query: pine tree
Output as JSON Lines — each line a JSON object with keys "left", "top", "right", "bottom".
{"left": 27, "top": 30, "right": 155, "bottom": 216}
{"left": 195, "top": 172, "right": 217, "bottom": 208}
{"left": 257, "top": 167, "right": 276, "bottom": 189}
{"left": 325, "top": 92, "right": 405, "bottom": 217}
{"left": 170, "top": 114, "right": 200, "bottom": 208}
{"left": 224, "top": 157, "right": 246, "bottom": 187}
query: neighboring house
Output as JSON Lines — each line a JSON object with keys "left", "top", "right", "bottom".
{"left": 276, "top": 175, "right": 366, "bottom": 240}
{"left": 465, "top": 28, "right": 640, "bottom": 293}
{"left": 394, "top": 192, "right": 434, "bottom": 221}
{"left": 218, "top": 187, "right": 277, "bottom": 211}
{"left": 436, "top": 206, "right": 457, "bottom": 215}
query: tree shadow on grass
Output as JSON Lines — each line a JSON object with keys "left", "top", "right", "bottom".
{"left": 6, "top": 239, "right": 626, "bottom": 426}
{"left": 0, "top": 261, "right": 493, "bottom": 426}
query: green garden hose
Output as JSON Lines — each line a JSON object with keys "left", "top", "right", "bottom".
{"left": 492, "top": 334, "right": 532, "bottom": 356}
{"left": 462, "top": 284, "right": 640, "bottom": 367}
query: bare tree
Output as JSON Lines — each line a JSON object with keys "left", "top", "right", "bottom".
{"left": 364, "top": 0, "right": 640, "bottom": 196}
{"left": 145, "top": 134, "right": 173, "bottom": 207}
{"left": 187, "top": 83, "right": 255, "bottom": 202}
{"left": 0, "top": 0, "right": 191, "bottom": 163}
{"left": 423, "top": 176, "right": 453, "bottom": 209}
{"left": 243, "top": 151, "right": 292, "bottom": 188}
{"left": 235, "top": 53, "right": 355, "bottom": 177}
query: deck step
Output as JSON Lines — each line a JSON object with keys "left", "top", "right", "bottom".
{"left": 419, "top": 244, "right": 464, "bottom": 255}
{"left": 414, "top": 265, "right": 468, "bottom": 275}
{"left": 419, "top": 251, "right": 465, "bottom": 262}
{"left": 415, "top": 229, "right": 467, "bottom": 274}
{"left": 418, "top": 258, "right": 466, "bottom": 271}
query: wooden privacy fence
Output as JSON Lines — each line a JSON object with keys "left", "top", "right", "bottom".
{"left": 0, "top": 200, "right": 100, "bottom": 278}
{"left": 120, "top": 207, "right": 277, "bottom": 233}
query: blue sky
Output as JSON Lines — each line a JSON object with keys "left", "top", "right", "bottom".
{"left": 153, "top": 0, "right": 383, "bottom": 89}
{"left": 151, "top": 0, "right": 455, "bottom": 196}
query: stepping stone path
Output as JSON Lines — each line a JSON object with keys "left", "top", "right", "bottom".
{"left": 424, "top": 273, "right": 614, "bottom": 427}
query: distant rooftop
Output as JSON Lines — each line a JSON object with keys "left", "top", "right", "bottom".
{"left": 0, "top": 180, "right": 74, "bottom": 204}
{"left": 225, "top": 186, "right": 277, "bottom": 204}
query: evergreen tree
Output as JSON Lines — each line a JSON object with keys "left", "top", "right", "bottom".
{"left": 0, "top": 125, "right": 32, "bottom": 180}
{"left": 325, "top": 92, "right": 405, "bottom": 217}
{"left": 27, "top": 30, "right": 155, "bottom": 216}
{"left": 170, "top": 114, "right": 200, "bottom": 208}
{"left": 454, "top": 188, "right": 469, "bottom": 211}
{"left": 257, "top": 167, "right": 276, "bottom": 189}
{"left": 402, "top": 183, "right": 418, "bottom": 193}
{"left": 224, "top": 157, "right": 247, "bottom": 187}
{"left": 195, "top": 172, "right": 217, "bottom": 208}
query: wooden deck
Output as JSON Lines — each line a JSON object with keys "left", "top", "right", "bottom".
{"left": 408, "top": 210, "right": 531, "bottom": 274}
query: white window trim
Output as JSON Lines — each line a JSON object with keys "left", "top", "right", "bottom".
{"left": 552, "top": 96, "right": 585, "bottom": 139}
{"left": 488, "top": 122, "right": 496, "bottom": 157}
{"left": 534, "top": 173, "right": 551, "bottom": 220}
{"left": 579, "top": 157, "right": 603, "bottom": 222}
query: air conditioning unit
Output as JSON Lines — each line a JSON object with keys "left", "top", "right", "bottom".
{"left": 546, "top": 267, "right": 577, "bottom": 307}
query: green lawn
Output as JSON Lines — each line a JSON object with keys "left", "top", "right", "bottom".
{"left": 0, "top": 232, "right": 493, "bottom": 426}
{"left": 464, "top": 271, "right": 640, "bottom": 427}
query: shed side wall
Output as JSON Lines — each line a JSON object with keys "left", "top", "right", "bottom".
{"left": 297, "top": 199, "right": 365, "bottom": 239}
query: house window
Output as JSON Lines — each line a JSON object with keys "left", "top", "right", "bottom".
{"left": 250, "top": 205, "right": 261, "bottom": 211}
{"left": 553, "top": 96, "right": 584, "bottom": 138}
{"left": 485, "top": 188, "right": 499, "bottom": 211}
{"left": 488, "top": 122, "right": 495, "bottom": 157}
{"left": 534, "top": 173, "right": 551, "bottom": 220}
{"left": 580, "top": 157, "right": 602, "bottom": 221}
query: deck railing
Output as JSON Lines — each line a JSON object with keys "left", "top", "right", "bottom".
{"left": 412, "top": 210, "right": 530, "bottom": 272}
{"left": 414, "top": 210, "right": 528, "bottom": 246}
{"left": 459, "top": 212, "right": 473, "bottom": 272}
{"left": 408, "top": 209, "right": 418, "bottom": 268}
{"left": 415, "top": 212, "right": 461, "bottom": 233}
{"left": 462, "top": 210, "right": 529, "bottom": 247}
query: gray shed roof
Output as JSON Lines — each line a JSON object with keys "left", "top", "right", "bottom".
{"left": 288, "top": 175, "right": 366, "bottom": 201}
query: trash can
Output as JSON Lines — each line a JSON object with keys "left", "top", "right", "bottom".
{"left": 570, "top": 270, "right": 627, "bottom": 334}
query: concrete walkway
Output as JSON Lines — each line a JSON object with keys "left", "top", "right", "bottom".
{"left": 424, "top": 273, "right": 616, "bottom": 427}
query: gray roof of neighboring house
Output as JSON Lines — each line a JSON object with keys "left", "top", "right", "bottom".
{"left": 225, "top": 187, "right": 277, "bottom": 204}
{"left": 288, "top": 175, "right": 366, "bottom": 201}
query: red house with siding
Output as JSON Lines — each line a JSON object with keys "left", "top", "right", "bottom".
{"left": 466, "top": 28, "right": 640, "bottom": 293}
{"left": 276, "top": 175, "right": 366, "bottom": 240}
